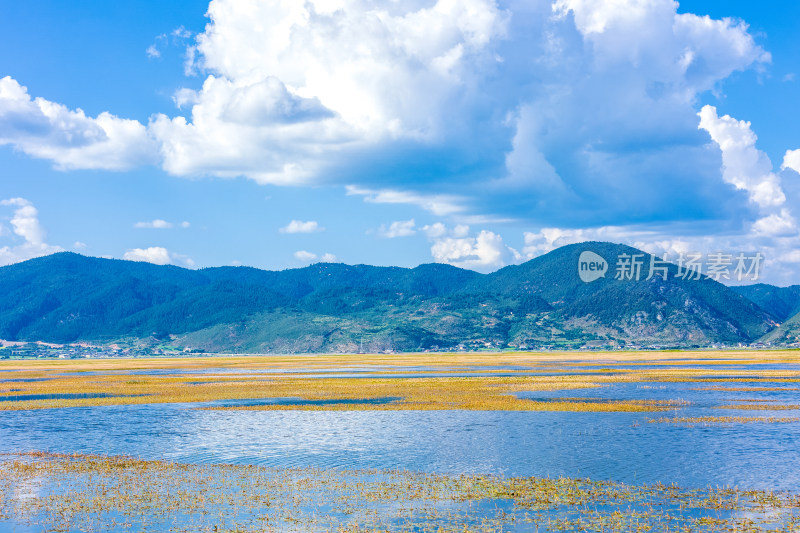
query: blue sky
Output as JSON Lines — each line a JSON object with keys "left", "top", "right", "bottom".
{"left": 1, "top": 0, "right": 799, "bottom": 282}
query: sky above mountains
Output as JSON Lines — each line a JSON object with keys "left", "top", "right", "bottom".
{"left": 1, "top": 0, "right": 799, "bottom": 282}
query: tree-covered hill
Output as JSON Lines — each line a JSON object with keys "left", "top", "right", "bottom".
{"left": 0, "top": 243, "right": 789, "bottom": 353}
{"left": 730, "top": 284, "right": 800, "bottom": 322}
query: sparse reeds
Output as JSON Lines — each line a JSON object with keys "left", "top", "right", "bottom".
{"left": 0, "top": 452, "right": 798, "bottom": 532}
{"left": 647, "top": 416, "right": 800, "bottom": 425}
{"left": 713, "top": 401, "right": 800, "bottom": 411}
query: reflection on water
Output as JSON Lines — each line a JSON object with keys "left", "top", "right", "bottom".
{"left": 2, "top": 359, "right": 800, "bottom": 494}
{"left": 1, "top": 393, "right": 799, "bottom": 490}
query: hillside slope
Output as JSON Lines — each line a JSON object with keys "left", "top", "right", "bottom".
{"left": 731, "top": 284, "right": 800, "bottom": 322}
{"left": 0, "top": 243, "right": 783, "bottom": 352}
{"left": 480, "top": 242, "right": 776, "bottom": 345}
{"left": 757, "top": 310, "right": 800, "bottom": 346}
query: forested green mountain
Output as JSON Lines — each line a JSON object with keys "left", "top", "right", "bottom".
{"left": 730, "top": 284, "right": 800, "bottom": 322}
{"left": 0, "top": 242, "right": 791, "bottom": 353}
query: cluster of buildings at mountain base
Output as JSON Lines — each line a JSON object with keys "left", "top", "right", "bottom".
{"left": 0, "top": 341, "right": 207, "bottom": 359}
{"left": 0, "top": 339, "right": 795, "bottom": 359}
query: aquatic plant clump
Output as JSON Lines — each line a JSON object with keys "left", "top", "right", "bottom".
{"left": 3, "top": 350, "right": 800, "bottom": 414}
{"left": 0, "top": 453, "right": 798, "bottom": 532}
{"left": 647, "top": 416, "right": 800, "bottom": 425}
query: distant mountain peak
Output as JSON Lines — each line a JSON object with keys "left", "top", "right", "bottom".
{"left": 0, "top": 243, "right": 786, "bottom": 353}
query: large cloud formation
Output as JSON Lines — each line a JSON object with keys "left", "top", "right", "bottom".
{"left": 1, "top": 1, "right": 770, "bottom": 202}
{"left": 1, "top": 0, "right": 799, "bottom": 276}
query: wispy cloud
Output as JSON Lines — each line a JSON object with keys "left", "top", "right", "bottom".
{"left": 375, "top": 219, "right": 416, "bottom": 238}
{"left": 134, "top": 219, "right": 172, "bottom": 229}
{"left": 134, "top": 219, "right": 190, "bottom": 229}
{"left": 346, "top": 186, "right": 464, "bottom": 217}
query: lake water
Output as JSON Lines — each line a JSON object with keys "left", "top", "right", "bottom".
{"left": 1, "top": 379, "right": 799, "bottom": 491}
{"left": 2, "top": 360, "right": 800, "bottom": 531}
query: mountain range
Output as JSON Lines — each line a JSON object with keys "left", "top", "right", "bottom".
{"left": 1, "top": 242, "right": 799, "bottom": 353}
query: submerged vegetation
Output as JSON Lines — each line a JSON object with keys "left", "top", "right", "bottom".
{"left": 1, "top": 452, "right": 799, "bottom": 532}
{"left": 647, "top": 416, "right": 800, "bottom": 425}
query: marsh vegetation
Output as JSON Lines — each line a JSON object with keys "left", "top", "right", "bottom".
{"left": 1, "top": 350, "right": 799, "bottom": 530}
{"left": 2, "top": 452, "right": 799, "bottom": 532}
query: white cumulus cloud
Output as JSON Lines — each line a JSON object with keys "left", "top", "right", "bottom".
{"left": 0, "top": 76, "right": 159, "bottom": 171}
{"left": 0, "top": 1, "right": 773, "bottom": 225}
{"left": 294, "top": 250, "right": 317, "bottom": 262}
{"left": 422, "top": 222, "right": 448, "bottom": 239}
{"left": 2, "top": 197, "right": 45, "bottom": 245}
{"left": 424, "top": 224, "right": 520, "bottom": 272}
{"left": 280, "top": 220, "right": 324, "bottom": 234}
{"left": 783, "top": 149, "right": 800, "bottom": 174}
{"left": 752, "top": 209, "right": 798, "bottom": 237}
{"left": 2, "top": 0, "right": 796, "bottom": 277}
{"left": 123, "top": 247, "right": 194, "bottom": 267}
{"left": 0, "top": 198, "right": 63, "bottom": 266}
{"left": 698, "top": 105, "right": 786, "bottom": 209}
{"left": 430, "top": 229, "right": 520, "bottom": 272}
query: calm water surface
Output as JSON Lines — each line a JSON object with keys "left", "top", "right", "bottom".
{"left": 1, "top": 382, "right": 799, "bottom": 491}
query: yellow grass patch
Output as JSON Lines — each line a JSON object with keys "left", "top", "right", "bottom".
{"left": 2, "top": 349, "right": 800, "bottom": 413}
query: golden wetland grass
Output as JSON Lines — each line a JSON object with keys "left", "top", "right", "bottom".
{"left": 1, "top": 452, "right": 799, "bottom": 532}
{"left": 2, "top": 351, "right": 800, "bottom": 530}
{"left": 2, "top": 350, "right": 800, "bottom": 414}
